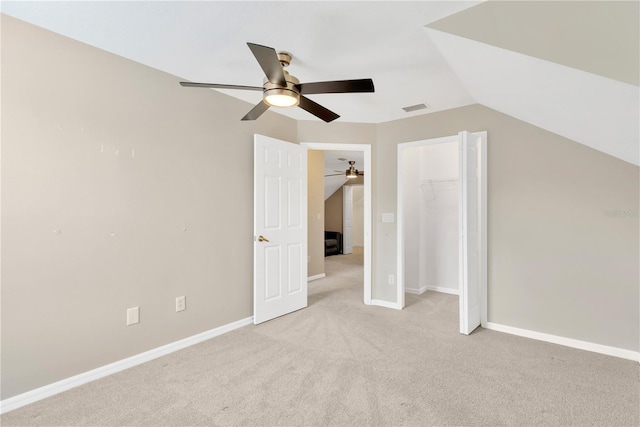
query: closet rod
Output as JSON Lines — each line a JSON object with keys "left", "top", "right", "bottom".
{"left": 425, "top": 178, "right": 458, "bottom": 183}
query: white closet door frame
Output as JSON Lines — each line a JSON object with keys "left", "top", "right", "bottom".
{"left": 396, "top": 132, "right": 488, "bottom": 329}
{"left": 459, "top": 131, "right": 481, "bottom": 335}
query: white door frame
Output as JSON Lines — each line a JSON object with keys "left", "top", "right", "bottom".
{"left": 343, "top": 183, "right": 364, "bottom": 255}
{"left": 396, "top": 133, "right": 488, "bottom": 327}
{"left": 342, "top": 185, "right": 353, "bottom": 255}
{"left": 301, "top": 142, "right": 372, "bottom": 305}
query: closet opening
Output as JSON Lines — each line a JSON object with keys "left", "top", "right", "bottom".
{"left": 402, "top": 140, "right": 460, "bottom": 297}
{"left": 397, "top": 132, "right": 487, "bottom": 334}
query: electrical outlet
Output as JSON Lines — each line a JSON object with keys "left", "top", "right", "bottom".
{"left": 388, "top": 274, "right": 395, "bottom": 285}
{"left": 176, "top": 296, "right": 186, "bottom": 312}
{"left": 127, "top": 307, "right": 139, "bottom": 325}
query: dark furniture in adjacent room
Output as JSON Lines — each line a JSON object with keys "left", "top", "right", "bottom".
{"left": 325, "top": 231, "right": 342, "bottom": 256}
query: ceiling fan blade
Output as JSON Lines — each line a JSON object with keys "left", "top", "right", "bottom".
{"left": 247, "top": 43, "right": 286, "bottom": 86}
{"left": 241, "top": 101, "right": 270, "bottom": 121}
{"left": 180, "top": 82, "right": 263, "bottom": 91}
{"left": 324, "top": 173, "right": 346, "bottom": 177}
{"left": 298, "top": 96, "right": 340, "bottom": 123}
{"left": 297, "top": 79, "right": 374, "bottom": 95}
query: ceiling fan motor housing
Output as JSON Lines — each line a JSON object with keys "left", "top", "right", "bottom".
{"left": 277, "top": 51, "right": 292, "bottom": 68}
{"left": 263, "top": 70, "right": 300, "bottom": 107}
{"left": 346, "top": 160, "right": 359, "bottom": 178}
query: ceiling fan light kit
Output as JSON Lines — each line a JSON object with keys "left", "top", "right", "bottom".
{"left": 263, "top": 71, "right": 300, "bottom": 107}
{"left": 179, "top": 42, "right": 374, "bottom": 123}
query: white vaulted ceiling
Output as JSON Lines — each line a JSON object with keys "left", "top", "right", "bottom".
{"left": 2, "top": 1, "right": 638, "bottom": 164}
{"left": 0, "top": 1, "right": 478, "bottom": 123}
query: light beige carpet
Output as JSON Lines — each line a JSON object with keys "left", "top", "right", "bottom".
{"left": 2, "top": 250, "right": 638, "bottom": 426}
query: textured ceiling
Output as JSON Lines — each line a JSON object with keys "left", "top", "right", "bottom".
{"left": 3, "top": 1, "right": 638, "bottom": 164}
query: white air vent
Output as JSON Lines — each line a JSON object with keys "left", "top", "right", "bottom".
{"left": 402, "top": 103, "right": 430, "bottom": 112}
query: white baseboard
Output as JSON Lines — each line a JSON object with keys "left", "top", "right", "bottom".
{"left": 371, "top": 299, "right": 402, "bottom": 310}
{"left": 425, "top": 285, "right": 459, "bottom": 295}
{"left": 405, "top": 285, "right": 459, "bottom": 295}
{"left": 0, "top": 316, "right": 254, "bottom": 414}
{"left": 485, "top": 322, "right": 640, "bottom": 362}
{"left": 405, "top": 285, "right": 428, "bottom": 295}
{"left": 307, "top": 273, "right": 326, "bottom": 282}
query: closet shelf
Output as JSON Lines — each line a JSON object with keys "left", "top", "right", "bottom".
{"left": 421, "top": 178, "right": 458, "bottom": 201}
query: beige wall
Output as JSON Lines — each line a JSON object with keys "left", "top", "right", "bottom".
{"left": 377, "top": 104, "right": 639, "bottom": 352}
{"left": 307, "top": 150, "right": 325, "bottom": 277}
{"left": 297, "top": 121, "right": 377, "bottom": 146}
{"left": 324, "top": 175, "right": 364, "bottom": 235}
{"left": 1, "top": 16, "right": 297, "bottom": 399}
{"left": 402, "top": 148, "right": 421, "bottom": 291}
{"left": 324, "top": 187, "right": 343, "bottom": 234}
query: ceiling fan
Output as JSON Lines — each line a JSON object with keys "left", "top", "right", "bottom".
{"left": 180, "top": 42, "right": 374, "bottom": 123}
{"left": 325, "top": 161, "right": 364, "bottom": 179}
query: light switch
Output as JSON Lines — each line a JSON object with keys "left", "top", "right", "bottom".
{"left": 381, "top": 213, "right": 395, "bottom": 223}
{"left": 127, "top": 307, "right": 139, "bottom": 325}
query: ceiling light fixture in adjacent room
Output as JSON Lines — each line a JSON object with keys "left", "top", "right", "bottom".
{"left": 346, "top": 161, "right": 359, "bottom": 178}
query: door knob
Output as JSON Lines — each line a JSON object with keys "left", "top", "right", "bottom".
{"left": 258, "top": 235, "right": 270, "bottom": 242}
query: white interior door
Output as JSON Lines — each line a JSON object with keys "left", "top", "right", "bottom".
{"left": 458, "top": 131, "right": 481, "bottom": 334}
{"left": 343, "top": 185, "right": 353, "bottom": 254}
{"left": 254, "top": 134, "right": 307, "bottom": 324}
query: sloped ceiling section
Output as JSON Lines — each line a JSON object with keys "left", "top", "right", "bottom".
{"left": 428, "top": 1, "right": 639, "bottom": 86}
{"left": 324, "top": 176, "right": 347, "bottom": 201}
{"left": 323, "top": 150, "right": 363, "bottom": 200}
{"left": 425, "top": 1, "right": 640, "bottom": 166}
